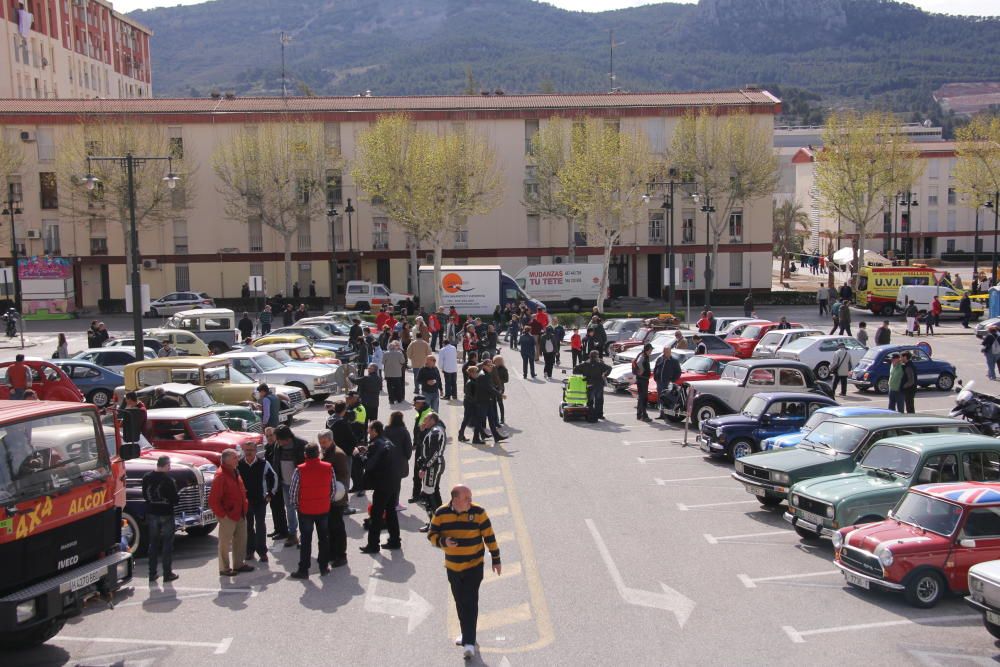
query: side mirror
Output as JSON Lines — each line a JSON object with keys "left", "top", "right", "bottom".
{"left": 119, "top": 441, "right": 140, "bottom": 461}
{"left": 960, "top": 538, "right": 976, "bottom": 548}
{"left": 760, "top": 414, "right": 772, "bottom": 425}
{"left": 886, "top": 509, "right": 894, "bottom": 519}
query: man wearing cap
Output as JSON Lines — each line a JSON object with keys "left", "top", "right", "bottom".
{"left": 408, "top": 394, "right": 433, "bottom": 503}
{"left": 830, "top": 341, "right": 852, "bottom": 397}
{"left": 635, "top": 343, "right": 653, "bottom": 422}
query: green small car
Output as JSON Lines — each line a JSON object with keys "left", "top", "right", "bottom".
{"left": 785, "top": 433, "right": 1000, "bottom": 540}
{"left": 732, "top": 416, "right": 976, "bottom": 506}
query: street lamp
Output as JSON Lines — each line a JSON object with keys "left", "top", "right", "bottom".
{"left": 1, "top": 185, "right": 23, "bottom": 312}
{"left": 692, "top": 193, "right": 715, "bottom": 308}
{"left": 326, "top": 206, "right": 339, "bottom": 307}
{"left": 896, "top": 191, "right": 918, "bottom": 264}
{"left": 345, "top": 198, "right": 356, "bottom": 282}
{"left": 643, "top": 171, "right": 695, "bottom": 313}
{"left": 82, "top": 153, "right": 181, "bottom": 361}
{"left": 987, "top": 193, "right": 999, "bottom": 286}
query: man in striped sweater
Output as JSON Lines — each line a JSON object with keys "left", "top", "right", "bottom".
{"left": 427, "top": 484, "right": 501, "bottom": 660}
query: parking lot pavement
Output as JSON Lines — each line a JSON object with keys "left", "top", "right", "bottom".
{"left": 11, "top": 304, "right": 1000, "bottom": 666}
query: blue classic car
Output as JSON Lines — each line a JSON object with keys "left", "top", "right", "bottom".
{"left": 848, "top": 344, "right": 957, "bottom": 394}
{"left": 761, "top": 405, "right": 899, "bottom": 450}
{"left": 697, "top": 391, "right": 839, "bottom": 460}
{"left": 52, "top": 358, "right": 124, "bottom": 407}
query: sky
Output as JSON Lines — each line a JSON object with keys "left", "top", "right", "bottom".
{"left": 112, "top": 0, "right": 1000, "bottom": 16}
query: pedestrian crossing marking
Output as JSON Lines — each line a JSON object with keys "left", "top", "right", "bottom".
{"left": 461, "top": 455, "right": 500, "bottom": 464}
{"left": 463, "top": 469, "right": 502, "bottom": 480}
{"left": 473, "top": 486, "right": 505, "bottom": 497}
{"left": 477, "top": 603, "right": 533, "bottom": 631}
{"left": 483, "top": 561, "right": 522, "bottom": 583}
{"left": 488, "top": 506, "right": 510, "bottom": 518}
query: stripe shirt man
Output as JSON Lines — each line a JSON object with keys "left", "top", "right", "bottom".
{"left": 427, "top": 484, "right": 501, "bottom": 660}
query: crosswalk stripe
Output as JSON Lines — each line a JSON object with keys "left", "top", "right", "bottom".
{"left": 477, "top": 603, "right": 533, "bottom": 631}
{"left": 483, "top": 561, "right": 521, "bottom": 583}
{"left": 463, "top": 469, "right": 501, "bottom": 480}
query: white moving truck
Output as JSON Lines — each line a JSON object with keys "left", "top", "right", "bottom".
{"left": 418, "top": 265, "right": 544, "bottom": 315}
{"left": 513, "top": 263, "right": 604, "bottom": 311}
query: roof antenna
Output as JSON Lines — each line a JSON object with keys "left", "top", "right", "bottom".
{"left": 608, "top": 29, "right": 624, "bottom": 93}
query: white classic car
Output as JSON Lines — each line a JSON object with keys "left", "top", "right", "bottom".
{"left": 216, "top": 351, "right": 340, "bottom": 399}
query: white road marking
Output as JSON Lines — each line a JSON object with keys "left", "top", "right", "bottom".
{"left": 907, "top": 648, "right": 998, "bottom": 666}
{"left": 782, "top": 614, "right": 978, "bottom": 643}
{"left": 638, "top": 454, "right": 704, "bottom": 463}
{"left": 365, "top": 560, "right": 433, "bottom": 633}
{"left": 703, "top": 529, "right": 794, "bottom": 544}
{"left": 737, "top": 570, "right": 839, "bottom": 589}
{"left": 677, "top": 499, "right": 757, "bottom": 511}
{"left": 655, "top": 475, "right": 730, "bottom": 484}
{"left": 55, "top": 635, "right": 233, "bottom": 655}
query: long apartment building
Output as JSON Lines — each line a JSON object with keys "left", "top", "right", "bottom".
{"left": 0, "top": 0, "right": 152, "bottom": 100}
{"left": 0, "top": 90, "right": 780, "bottom": 310}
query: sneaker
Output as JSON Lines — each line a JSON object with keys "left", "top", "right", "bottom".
{"left": 219, "top": 569, "right": 238, "bottom": 577}
{"left": 289, "top": 570, "right": 308, "bottom": 579}
{"left": 270, "top": 532, "right": 289, "bottom": 540}
{"left": 395, "top": 503, "right": 406, "bottom": 511}
{"left": 148, "top": 574, "right": 158, "bottom": 582}
{"left": 319, "top": 567, "right": 331, "bottom": 576}
{"left": 258, "top": 555, "right": 269, "bottom": 563}
{"left": 407, "top": 497, "right": 420, "bottom": 503}
{"left": 342, "top": 507, "right": 359, "bottom": 515}
{"left": 455, "top": 635, "right": 464, "bottom": 646}
{"left": 163, "top": 572, "right": 179, "bottom": 582}
{"left": 463, "top": 645, "right": 476, "bottom": 660}
{"left": 418, "top": 523, "right": 431, "bottom": 533}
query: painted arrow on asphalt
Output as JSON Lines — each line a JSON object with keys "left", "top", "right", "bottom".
{"left": 585, "top": 518, "right": 695, "bottom": 628}
{"left": 364, "top": 573, "right": 433, "bottom": 634}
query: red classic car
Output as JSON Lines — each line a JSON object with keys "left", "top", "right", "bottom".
{"left": 726, "top": 322, "right": 803, "bottom": 358}
{"left": 144, "top": 407, "right": 262, "bottom": 461}
{"left": 629, "top": 354, "right": 739, "bottom": 405}
{"left": 834, "top": 481, "right": 1000, "bottom": 608}
{"left": 609, "top": 319, "right": 678, "bottom": 354}
{"left": 0, "top": 359, "right": 84, "bottom": 401}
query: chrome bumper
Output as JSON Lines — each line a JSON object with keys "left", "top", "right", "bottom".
{"left": 783, "top": 511, "right": 836, "bottom": 539}
{"left": 730, "top": 471, "right": 790, "bottom": 497}
{"left": 833, "top": 559, "right": 904, "bottom": 591}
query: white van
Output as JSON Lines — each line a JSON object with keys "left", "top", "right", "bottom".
{"left": 896, "top": 285, "right": 984, "bottom": 318}
{"left": 513, "top": 263, "right": 604, "bottom": 312}
{"left": 344, "top": 281, "right": 412, "bottom": 311}
{"left": 164, "top": 308, "right": 240, "bottom": 353}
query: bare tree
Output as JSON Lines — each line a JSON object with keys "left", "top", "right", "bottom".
{"left": 524, "top": 117, "right": 579, "bottom": 261}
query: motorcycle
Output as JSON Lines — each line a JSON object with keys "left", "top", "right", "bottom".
{"left": 2, "top": 309, "right": 17, "bottom": 338}
{"left": 951, "top": 381, "right": 1000, "bottom": 437}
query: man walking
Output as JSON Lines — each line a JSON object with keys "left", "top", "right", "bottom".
{"left": 875, "top": 320, "right": 892, "bottom": 347}
{"left": 406, "top": 332, "right": 432, "bottom": 385}
{"left": 359, "top": 420, "right": 402, "bottom": 553}
{"left": 383, "top": 341, "right": 407, "bottom": 404}
{"left": 416, "top": 356, "right": 443, "bottom": 412}
{"left": 8, "top": 354, "right": 28, "bottom": 400}
{"left": 653, "top": 347, "right": 682, "bottom": 420}
{"left": 818, "top": 283, "right": 828, "bottom": 316}
{"left": 142, "top": 455, "right": 179, "bottom": 582}
{"left": 410, "top": 395, "right": 434, "bottom": 498}
{"left": 634, "top": 343, "right": 653, "bottom": 422}
{"left": 355, "top": 363, "right": 383, "bottom": 422}
{"left": 519, "top": 329, "right": 536, "bottom": 378}
{"left": 238, "top": 442, "right": 278, "bottom": 563}
{"left": 439, "top": 338, "right": 458, "bottom": 399}
{"left": 837, "top": 298, "right": 852, "bottom": 336}
{"left": 238, "top": 311, "right": 254, "bottom": 341}
{"left": 318, "top": 429, "right": 350, "bottom": 568}
{"left": 830, "top": 341, "right": 852, "bottom": 397}
{"left": 887, "top": 353, "right": 904, "bottom": 411}
{"left": 208, "top": 449, "right": 254, "bottom": 577}
{"left": 960, "top": 291, "right": 973, "bottom": 329}
{"left": 982, "top": 325, "right": 1000, "bottom": 381}
{"left": 263, "top": 427, "right": 289, "bottom": 539}
{"left": 416, "top": 412, "right": 447, "bottom": 533}
{"left": 289, "top": 443, "right": 336, "bottom": 579}
{"left": 257, "top": 305, "right": 272, "bottom": 336}
{"left": 428, "top": 484, "right": 501, "bottom": 660}
{"left": 574, "top": 351, "right": 612, "bottom": 422}
{"left": 273, "top": 425, "right": 306, "bottom": 547}
{"left": 901, "top": 351, "right": 918, "bottom": 414}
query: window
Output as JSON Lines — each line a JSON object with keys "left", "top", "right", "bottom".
{"left": 524, "top": 119, "right": 539, "bottom": 155}
{"left": 173, "top": 219, "right": 188, "bottom": 254}
{"left": 36, "top": 127, "right": 55, "bottom": 161}
{"left": 574, "top": 229, "right": 587, "bottom": 247}
{"left": 372, "top": 217, "right": 388, "bottom": 249}
{"left": 175, "top": 264, "right": 190, "bottom": 292}
{"left": 295, "top": 175, "right": 311, "bottom": 205}
{"left": 167, "top": 126, "right": 183, "bottom": 158}
{"left": 325, "top": 169, "right": 342, "bottom": 207}
{"left": 324, "top": 123, "right": 341, "bottom": 154}
{"left": 7, "top": 175, "right": 23, "bottom": 203}
{"left": 928, "top": 187, "right": 938, "bottom": 206}
{"left": 248, "top": 216, "right": 263, "bottom": 252}
{"left": 527, "top": 214, "right": 540, "bottom": 248}
{"left": 681, "top": 254, "right": 695, "bottom": 284}
{"left": 249, "top": 262, "right": 264, "bottom": 292}
{"left": 948, "top": 187, "right": 957, "bottom": 206}
{"left": 454, "top": 228, "right": 468, "bottom": 249}
{"left": 526, "top": 256, "right": 541, "bottom": 266}
{"left": 947, "top": 210, "right": 957, "bottom": 232}
{"left": 681, "top": 209, "right": 695, "bottom": 243}
{"left": 330, "top": 215, "right": 344, "bottom": 249}
{"left": 39, "top": 172, "right": 58, "bottom": 209}
{"left": 729, "top": 252, "right": 743, "bottom": 287}
{"left": 928, "top": 159, "right": 940, "bottom": 179}
{"left": 644, "top": 118, "right": 666, "bottom": 154}
{"left": 927, "top": 210, "right": 938, "bottom": 231}
{"left": 648, "top": 208, "right": 664, "bottom": 244}
{"left": 778, "top": 369, "right": 805, "bottom": 387}
{"left": 524, "top": 165, "right": 539, "bottom": 202}
{"left": 748, "top": 368, "right": 775, "bottom": 386}
{"left": 962, "top": 508, "right": 1000, "bottom": 538}
{"left": 946, "top": 239, "right": 956, "bottom": 253}
{"left": 42, "top": 221, "right": 60, "bottom": 255}
{"left": 728, "top": 210, "right": 743, "bottom": 242}
{"left": 297, "top": 217, "right": 311, "bottom": 252}
{"left": 963, "top": 452, "right": 1000, "bottom": 482}
{"left": 917, "top": 454, "right": 959, "bottom": 484}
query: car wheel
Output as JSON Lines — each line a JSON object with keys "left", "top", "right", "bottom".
{"left": 185, "top": 522, "right": 217, "bottom": 537}
{"left": 149, "top": 307, "right": 159, "bottom": 318}
{"left": 984, "top": 618, "right": 1000, "bottom": 640}
{"left": 794, "top": 525, "right": 821, "bottom": 541}
{"left": 904, "top": 570, "right": 945, "bottom": 608}
{"left": 87, "top": 388, "right": 111, "bottom": 407}
{"left": 693, "top": 401, "right": 717, "bottom": 427}
{"left": 879, "top": 303, "right": 895, "bottom": 316}
{"left": 759, "top": 494, "right": 783, "bottom": 507}
{"left": 356, "top": 301, "right": 370, "bottom": 312}
{"left": 814, "top": 362, "right": 831, "bottom": 380}
{"left": 875, "top": 377, "right": 890, "bottom": 394}
{"left": 208, "top": 341, "right": 230, "bottom": 355}
{"left": 121, "top": 510, "right": 147, "bottom": 556}
{"left": 936, "top": 373, "right": 955, "bottom": 391}
{"left": 728, "top": 438, "right": 754, "bottom": 461}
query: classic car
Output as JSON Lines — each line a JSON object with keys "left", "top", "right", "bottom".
{"left": 732, "top": 416, "right": 977, "bottom": 507}
{"left": 760, "top": 405, "right": 898, "bottom": 450}
{"left": 104, "top": 337, "right": 164, "bottom": 354}
{"left": 976, "top": 317, "right": 1000, "bottom": 340}
{"left": 122, "top": 456, "right": 216, "bottom": 556}
{"left": 116, "top": 382, "right": 263, "bottom": 433}
{"left": 164, "top": 308, "right": 241, "bottom": 353}
{"left": 217, "top": 350, "right": 342, "bottom": 400}
{"left": 0, "top": 359, "right": 85, "bottom": 401}
{"left": 607, "top": 355, "right": 660, "bottom": 393}
{"left": 697, "top": 391, "right": 838, "bottom": 460}
{"left": 775, "top": 335, "right": 869, "bottom": 381}
{"left": 784, "top": 433, "right": 1000, "bottom": 540}
{"left": 613, "top": 332, "right": 733, "bottom": 365}
{"left": 72, "top": 347, "right": 158, "bottom": 373}
{"left": 147, "top": 291, "right": 215, "bottom": 317}
{"left": 144, "top": 408, "right": 262, "bottom": 459}
{"left": 143, "top": 327, "right": 213, "bottom": 356}
{"left": 725, "top": 322, "right": 804, "bottom": 358}
{"left": 122, "top": 358, "right": 306, "bottom": 423}
{"left": 717, "top": 318, "right": 759, "bottom": 336}
{"left": 295, "top": 317, "right": 353, "bottom": 338}
{"left": 601, "top": 318, "right": 645, "bottom": 350}
{"left": 608, "top": 318, "right": 679, "bottom": 354}
{"left": 835, "top": 482, "right": 1000, "bottom": 608}
{"left": 676, "top": 359, "right": 833, "bottom": 427}
{"left": 251, "top": 334, "right": 339, "bottom": 359}
{"left": 255, "top": 342, "right": 343, "bottom": 368}
{"left": 848, "top": 344, "right": 957, "bottom": 393}
{"left": 629, "top": 354, "right": 739, "bottom": 405}
{"left": 52, "top": 359, "right": 123, "bottom": 407}
{"left": 751, "top": 328, "right": 825, "bottom": 359}
{"left": 967, "top": 560, "right": 1000, "bottom": 638}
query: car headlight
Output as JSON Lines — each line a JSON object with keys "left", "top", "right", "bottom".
{"left": 971, "top": 577, "right": 985, "bottom": 593}
{"left": 831, "top": 531, "right": 844, "bottom": 550}
{"left": 791, "top": 494, "right": 799, "bottom": 506}
{"left": 16, "top": 600, "right": 36, "bottom": 624}
{"left": 774, "top": 472, "right": 790, "bottom": 485}
{"left": 825, "top": 505, "right": 835, "bottom": 518}
{"left": 716, "top": 432, "right": 726, "bottom": 443}
{"left": 877, "top": 546, "right": 893, "bottom": 567}
{"left": 735, "top": 461, "right": 744, "bottom": 474}
{"left": 198, "top": 463, "right": 217, "bottom": 476}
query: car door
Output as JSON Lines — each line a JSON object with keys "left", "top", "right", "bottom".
{"left": 755, "top": 400, "right": 806, "bottom": 442}
{"left": 776, "top": 367, "right": 807, "bottom": 391}
{"left": 909, "top": 348, "right": 938, "bottom": 384}
{"left": 951, "top": 506, "right": 1000, "bottom": 593}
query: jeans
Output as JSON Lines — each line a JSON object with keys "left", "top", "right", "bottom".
{"left": 543, "top": 352, "right": 555, "bottom": 378}
{"left": 479, "top": 402, "right": 501, "bottom": 440}
{"left": 245, "top": 501, "right": 267, "bottom": 558}
{"left": 217, "top": 516, "right": 247, "bottom": 572}
{"left": 146, "top": 514, "right": 175, "bottom": 577}
{"left": 587, "top": 384, "right": 604, "bottom": 420}
{"left": 282, "top": 483, "right": 298, "bottom": 537}
{"left": 839, "top": 323, "right": 852, "bottom": 336}
{"left": 888, "top": 388, "right": 903, "bottom": 412}
{"left": 449, "top": 565, "right": 485, "bottom": 647}
{"left": 367, "top": 486, "right": 401, "bottom": 548}
{"left": 269, "top": 485, "right": 288, "bottom": 535}
{"left": 571, "top": 349, "right": 583, "bottom": 367}
{"left": 424, "top": 391, "right": 440, "bottom": 413}
{"left": 430, "top": 330, "right": 441, "bottom": 351}
{"left": 444, "top": 371, "right": 457, "bottom": 399}
{"left": 10, "top": 387, "right": 25, "bottom": 400}
{"left": 904, "top": 388, "right": 916, "bottom": 414}
{"left": 987, "top": 352, "right": 997, "bottom": 380}
{"left": 329, "top": 505, "right": 347, "bottom": 560}
{"left": 636, "top": 378, "right": 650, "bottom": 418}
{"left": 297, "top": 512, "right": 330, "bottom": 573}
{"left": 834, "top": 375, "right": 848, "bottom": 396}
{"left": 819, "top": 300, "right": 828, "bottom": 316}
{"left": 496, "top": 396, "right": 505, "bottom": 423}
{"left": 829, "top": 318, "right": 839, "bottom": 335}
{"left": 522, "top": 355, "right": 536, "bottom": 378}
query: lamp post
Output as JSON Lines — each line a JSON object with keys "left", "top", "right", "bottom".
{"left": 692, "top": 193, "right": 715, "bottom": 308}
{"left": 326, "top": 206, "right": 339, "bottom": 307}
{"left": 345, "top": 197, "right": 356, "bottom": 282}
{"left": 974, "top": 201, "right": 983, "bottom": 276}
{"left": 643, "top": 172, "right": 695, "bottom": 313}
{"left": 1, "top": 184, "right": 23, "bottom": 311}
{"left": 896, "top": 191, "right": 918, "bottom": 264}
{"left": 988, "top": 193, "right": 999, "bottom": 286}
{"left": 82, "top": 153, "right": 180, "bottom": 361}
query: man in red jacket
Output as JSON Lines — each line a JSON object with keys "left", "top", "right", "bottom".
{"left": 428, "top": 309, "right": 442, "bottom": 351}
{"left": 289, "top": 442, "right": 336, "bottom": 579}
{"left": 208, "top": 449, "right": 255, "bottom": 577}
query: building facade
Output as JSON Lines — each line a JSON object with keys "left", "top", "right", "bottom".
{"left": 0, "top": 90, "right": 780, "bottom": 310}
{"left": 0, "top": 0, "right": 152, "bottom": 100}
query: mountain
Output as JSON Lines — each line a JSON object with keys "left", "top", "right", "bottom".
{"left": 132, "top": 0, "right": 1000, "bottom": 112}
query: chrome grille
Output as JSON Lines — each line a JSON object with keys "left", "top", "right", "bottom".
{"left": 700, "top": 424, "right": 717, "bottom": 440}
{"left": 742, "top": 464, "right": 771, "bottom": 482}
{"left": 798, "top": 495, "right": 832, "bottom": 518}
{"left": 841, "top": 546, "right": 883, "bottom": 578}
{"left": 247, "top": 421, "right": 264, "bottom": 434}
{"left": 175, "top": 484, "right": 206, "bottom": 517}
{"left": 287, "top": 389, "right": 304, "bottom": 407}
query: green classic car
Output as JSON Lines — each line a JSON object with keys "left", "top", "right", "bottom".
{"left": 732, "top": 416, "right": 976, "bottom": 506}
{"left": 118, "top": 383, "right": 263, "bottom": 433}
{"left": 784, "top": 433, "right": 1000, "bottom": 540}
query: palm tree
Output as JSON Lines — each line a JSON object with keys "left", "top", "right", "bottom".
{"left": 773, "top": 201, "right": 810, "bottom": 279}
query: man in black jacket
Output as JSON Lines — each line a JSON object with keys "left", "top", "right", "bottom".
{"left": 574, "top": 351, "right": 612, "bottom": 422}
{"left": 653, "top": 347, "right": 682, "bottom": 420}
{"left": 263, "top": 427, "right": 289, "bottom": 539}
{"left": 359, "top": 421, "right": 401, "bottom": 553}
{"left": 238, "top": 312, "right": 254, "bottom": 341}
{"left": 416, "top": 412, "right": 447, "bottom": 532}
{"left": 325, "top": 399, "right": 359, "bottom": 516}
{"left": 474, "top": 361, "right": 506, "bottom": 443}
{"left": 238, "top": 442, "right": 278, "bottom": 562}
{"left": 355, "top": 363, "right": 383, "bottom": 422}
{"left": 634, "top": 343, "right": 653, "bottom": 422}
{"left": 960, "top": 292, "right": 973, "bottom": 329}
{"left": 901, "top": 351, "right": 918, "bottom": 414}
{"left": 273, "top": 424, "right": 307, "bottom": 547}
{"left": 142, "top": 456, "right": 179, "bottom": 582}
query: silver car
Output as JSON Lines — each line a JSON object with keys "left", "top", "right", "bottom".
{"left": 148, "top": 291, "right": 215, "bottom": 317}
{"left": 217, "top": 350, "right": 340, "bottom": 400}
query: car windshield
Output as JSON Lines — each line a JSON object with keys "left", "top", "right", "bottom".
{"left": 253, "top": 354, "right": 284, "bottom": 371}
{"left": 269, "top": 350, "right": 293, "bottom": 363}
{"left": 742, "top": 395, "right": 769, "bottom": 418}
{"left": 799, "top": 422, "right": 867, "bottom": 454}
{"left": 721, "top": 364, "right": 748, "bottom": 382}
{"left": 758, "top": 333, "right": 782, "bottom": 347}
{"left": 630, "top": 328, "right": 650, "bottom": 342}
{"left": 184, "top": 387, "right": 216, "bottom": 408}
{"left": 860, "top": 444, "right": 920, "bottom": 477}
{"left": 800, "top": 410, "right": 834, "bottom": 433}
{"left": 780, "top": 338, "right": 814, "bottom": 353}
{"left": 740, "top": 326, "right": 764, "bottom": 340}
{"left": 681, "top": 356, "right": 713, "bottom": 373}
{"left": 0, "top": 410, "right": 109, "bottom": 503}
{"left": 294, "top": 346, "right": 317, "bottom": 360}
{"left": 227, "top": 366, "right": 255, "bottom": 384}
{"left": 892, "top": 492, "right": 963, "bottom": 536}
{"left": 859, "top": 348, "right": 884, "bottom": 363}
{"left": 189, "top": 413, "right": 227, "bottom": 438}
{"left": 165, "top": 315, "right": 194, "bottom": 331}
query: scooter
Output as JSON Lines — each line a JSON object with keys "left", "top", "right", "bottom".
{"left": 951, "top": 380, "right": 1000, "bottom": 437}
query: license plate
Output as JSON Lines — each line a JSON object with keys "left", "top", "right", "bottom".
{"left": 744, "top": 483, "right": 766, "bottom": 497}
{"left": 64, "top": 568, "right": 102, "bottom": 593}
{"left": 988, "top": 611, "right": 1000, "bottom": 626}
{"left": 798, "top": 510, "right": 824, "bottom": 525}
{"left": 202, "top": 511, "right": 216, "bottom": 523}
{"left": 844, "top": 570, "right": 870, "bottom": 590}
